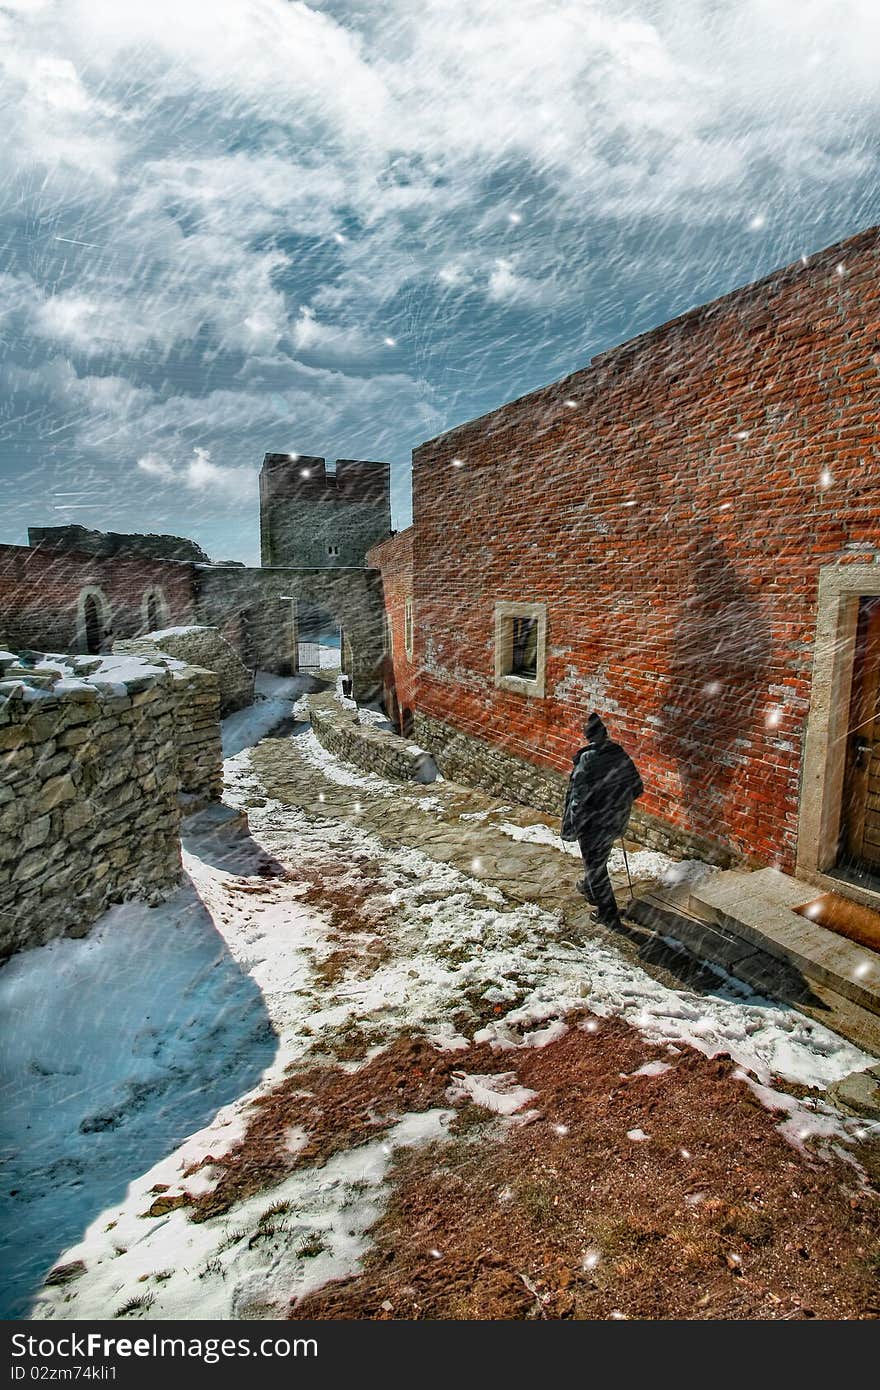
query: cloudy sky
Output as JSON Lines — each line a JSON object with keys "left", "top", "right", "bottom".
{"left": 1, "top": 0, "right": 878, "bottom": 563}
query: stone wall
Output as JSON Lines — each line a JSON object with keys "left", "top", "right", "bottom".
{"left": 27, "top": 525, "right": 211, "bottom": 564}
{"left": 409, "top": 224, "right": 880, "bottom": 873}
{"left": 310, "top": 697, "right": 437, "bottom": 784}
{"left": 259, "top": 454, "right": 391, "bottom": 568}
{"left": 196, "top": 564, "right": 386, "bottom": 701}
{"left": 0, "top": 653, "right": 182, "bottom": 959}
{"left": 412, "top": 712, "right": 737, "bottom": 867}
{"left": 166, "top": 663, "right": 224, "bottom": 810}
{"left": 115, "top": 625, "right": 253, "bottom": 716}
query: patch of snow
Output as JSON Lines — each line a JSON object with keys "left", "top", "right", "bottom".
{"left": 221, "top": 671, "right": 311, "bottom": 758}
{"left": 294, "top": 728, "right": 399, "bottom": 793}
{"left": 31, "top": 1108, "right": 454, "bottom": 1322}
{"left": 626, "top": 1128, "right": 650, "bottom": 1141}
{"left": 622, "top": 1060, "right": 674, "bottom": 1079}
{"left": 446, "top": 1072, "right": 539, "bottom": 1116}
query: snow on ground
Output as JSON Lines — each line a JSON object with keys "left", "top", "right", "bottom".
{"left": 220, "top": 672, "right": 309, "bottom": 758}
{"left": 10, "top": 702, "right": 877, "bottom": 1321}
{"left": 30, "top": 1109, "right": 454, "bottom": 1322}
{"left": 492, "top": 821, "right": 718, "bottom": 888}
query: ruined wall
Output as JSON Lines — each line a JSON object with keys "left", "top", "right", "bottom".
{"left": 0, "top": 653, "right": 182, "bottom": 959}
{"left": 114, "top": 625, "right": 253, "bottom": 716}
{"left": 0, "top": 544, "right": 197, "bottom": 655}
{"left": 366, "top": 528, "right": 416, "bottom": 729}
{"left": 27, "top": 525, "right": 211, "bottom": 564}
{"left": 260, "top": 455, "right": 391, "bottom": 568}
{"left": 165, "top": 662, "right": 224, "bottom": 810}
{"left": 409, "top": 225, "right": 880, "bottom": 869}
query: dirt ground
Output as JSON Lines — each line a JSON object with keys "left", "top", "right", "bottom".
{"left": 185, "top": 1013, "right": 880, "bottom": 1320}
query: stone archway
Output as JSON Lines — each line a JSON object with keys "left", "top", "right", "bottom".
{"left": 76, "top": 586, "right": 111, "bottom": 653}
{"left": 195, "top": 565, "right": 386, "bottom": 701}
{"left": 141, "top": 586, "right": 170, "bottom": 634}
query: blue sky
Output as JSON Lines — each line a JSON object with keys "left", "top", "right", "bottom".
{"left": 1, "top": 0, "right": 878, "bottom": 564}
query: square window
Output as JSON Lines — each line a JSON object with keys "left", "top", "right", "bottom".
{"left": 495, "top": 601, "right": 547, "bottom": 697}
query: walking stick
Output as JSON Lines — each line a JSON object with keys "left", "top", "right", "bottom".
{"left": 620, "top": 839, "right": 635, "bottom": 906}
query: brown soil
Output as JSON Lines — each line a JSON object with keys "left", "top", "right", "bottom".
{"left": 267, "top": 1018, "right": 880, "bottom": 1321}
{"left": 188, "top": 1034, "right": 504, "bottom": 1222}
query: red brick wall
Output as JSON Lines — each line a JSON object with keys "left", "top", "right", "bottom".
{"left": 367, "top": 529, "right": 416, "bottom": 728}
{"left": 410, "top": 226, "right": 880, "bottom": 868}
{"left": 0, "top": 544, "right": 197, "bottom": 654}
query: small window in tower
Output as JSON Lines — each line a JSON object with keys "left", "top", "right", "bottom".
{"left": 327, "top": 544, "right": 340, "bottom": 557}
{"left": 495, "top": 601, "right": 547, "bottom": 698}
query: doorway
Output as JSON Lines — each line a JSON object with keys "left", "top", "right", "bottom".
{"left": 838, "top": 596, "right": 880, "bottom": 890}
{"left": 296, "top": 600, "right": 341, "bottom": 677}
{"left": 84, "top": 595, "right": 102, "bottom": 654}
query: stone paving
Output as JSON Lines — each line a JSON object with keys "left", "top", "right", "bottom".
{"left": 248, "top": 709, "right": 725, "bottom": 1001}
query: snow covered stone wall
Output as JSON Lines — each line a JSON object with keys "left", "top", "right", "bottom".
{"left": 0, "top": 653, "right": 182, "bottom": 960}
{"left": 310, "top": 698, "right": 436, "bottom": 783}
{"left": 114, "top": 625, "right": 253, "bottom": 716}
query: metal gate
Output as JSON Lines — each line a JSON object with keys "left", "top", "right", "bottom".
{"left": 297, "top": 640, "right": 321, "bottom": 674}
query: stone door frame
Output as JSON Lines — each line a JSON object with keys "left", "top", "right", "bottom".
{"left": 797, "top": 561, "right": 880, "bottom": 905}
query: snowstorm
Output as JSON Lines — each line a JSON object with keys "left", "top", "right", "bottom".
{"left": 1, "top": 0, "right": 880, "bottom": 1334}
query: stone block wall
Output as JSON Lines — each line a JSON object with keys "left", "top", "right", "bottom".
{"left": 310, "top": 697, "right": 436, "bottom": 784}
{"left": 196, "top": 564, "right": 386, "bottom": 701}
{"left": 0, "top": 654, "right": 182, "bottom": 960}
{"left": 259, "top": 455, "right": 391, "bottom": 568}
{"left": 408, "top": 225, "right": 880, "bottom": 871}
{"left": 167, "top": 663, "right": 224, "bottom": 810}
{"left": 115, "top": 625, "right": 253, "bottom": 716}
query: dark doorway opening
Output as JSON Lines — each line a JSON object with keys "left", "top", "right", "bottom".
{"left": 837, "top": 595, "right": 880, "bottom": 892}
{"left": 84, "top": 595, "right": 103, "bottom": 654}
{"left": 296, "top": 601, "right": 341, "bottom": 677}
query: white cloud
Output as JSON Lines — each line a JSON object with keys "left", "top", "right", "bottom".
{"left": 136, "top": 453, "right": 175, "bottom": 479}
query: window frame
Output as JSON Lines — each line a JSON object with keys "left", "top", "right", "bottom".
{"left": 494, "top": 600, "right": 547, "bottom": 698}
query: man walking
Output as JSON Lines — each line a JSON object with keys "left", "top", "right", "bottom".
{"left": 561, "top": 712, "right": 644, "bottom": 928}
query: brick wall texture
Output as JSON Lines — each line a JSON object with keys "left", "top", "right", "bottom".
{"left": 0, "top": 544, "right": 197, "bottom": 654}
{"left": 367, "top": 528, "right": 416, "bottom": 728}
{"left": 373, "top": 226, "right": 880, "bottom": 869}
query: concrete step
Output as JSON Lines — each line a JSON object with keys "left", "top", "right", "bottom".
{"left": 628, "top": 885, "right": 880, "bottom": 1055}
{"left": 686, "top": 868, "right": 880, "bottom": 1016}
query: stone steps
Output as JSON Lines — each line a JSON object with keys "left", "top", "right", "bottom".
{"left": 628, "top": 868, "right": 880, "bottom": 1055}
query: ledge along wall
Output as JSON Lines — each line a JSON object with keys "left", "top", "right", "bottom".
{"left": 407, "top": 225, "right": 880, "bottom": 870}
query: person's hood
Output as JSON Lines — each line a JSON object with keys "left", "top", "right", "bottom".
{"left": 583, "top": 712, "right": 608, "bottom": 742}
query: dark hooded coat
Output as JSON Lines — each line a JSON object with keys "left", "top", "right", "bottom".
{"left": 561, "top": 721, "right": 644, "bottom": 847}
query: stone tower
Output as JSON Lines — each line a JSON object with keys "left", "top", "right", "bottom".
{"left": 259, "top": 454, "right": 392, "bottom": 568}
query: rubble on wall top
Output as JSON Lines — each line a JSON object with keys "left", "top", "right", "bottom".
{"left": 0, "top": 649, "right": 175, "bottom": 705}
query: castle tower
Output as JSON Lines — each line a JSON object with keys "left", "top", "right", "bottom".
{"left": 259, "top": 454, "right": 392, "bottom": 568}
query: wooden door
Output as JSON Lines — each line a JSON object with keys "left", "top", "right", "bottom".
{"left": 842, "top": 597, "right": 880, "bottom": 870}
